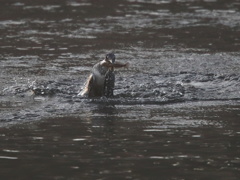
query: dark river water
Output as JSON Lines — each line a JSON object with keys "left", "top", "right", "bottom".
{"left": 1, "top": 0, "right": 240, "bottom": 179}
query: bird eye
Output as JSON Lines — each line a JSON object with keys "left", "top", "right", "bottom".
{"left": 106, "top": 53, "right": 115, "bottom": 63}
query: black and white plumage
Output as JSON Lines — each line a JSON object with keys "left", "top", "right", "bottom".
{"left": 79, "top": 53, "right": 128, "bottom": 98}
{"left": 104, "top": 69, "right": 115, "bottom": 97}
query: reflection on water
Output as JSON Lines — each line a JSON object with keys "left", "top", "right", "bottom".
{"left": 1, "top": 0, "right": 240, "bottom": 179}
{"left": 0, "top": 102, "right": 240, "bottom": 179}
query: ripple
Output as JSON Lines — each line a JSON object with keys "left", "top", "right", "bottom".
{"left": 0, "top": 156, "right": 18, "bottom": 160}
{"left": 0, "top": 20, "right": 25, "bottom": 26}
{"left": 72, "top": 138, "right": 86, "bottom": 141}
{"left": 2, "top": 149, "right": 20, "bottom": 153}
{"left": 23, "top": 5, "right": 61, "bottom": 11}
{"left": 67, "top": 2, "right": 92, "bottom": 7}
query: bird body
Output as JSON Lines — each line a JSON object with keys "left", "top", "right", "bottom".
{"left": 79, "top": 53, "right": 128, "bottom": 98}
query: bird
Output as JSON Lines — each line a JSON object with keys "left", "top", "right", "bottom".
{"left": 79, "top": 53, "right": 129, "bottom": 97}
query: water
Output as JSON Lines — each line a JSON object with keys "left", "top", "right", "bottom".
{"left": 1, "top": 0, "right": 240, "bottom": 179}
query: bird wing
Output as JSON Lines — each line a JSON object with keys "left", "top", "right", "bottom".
{"left": 79, "top": 74, "right": 94, "bottom": 96}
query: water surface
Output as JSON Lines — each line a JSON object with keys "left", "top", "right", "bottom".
{"left": 0, "top": 0, "right": 240, "bottom": 179}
